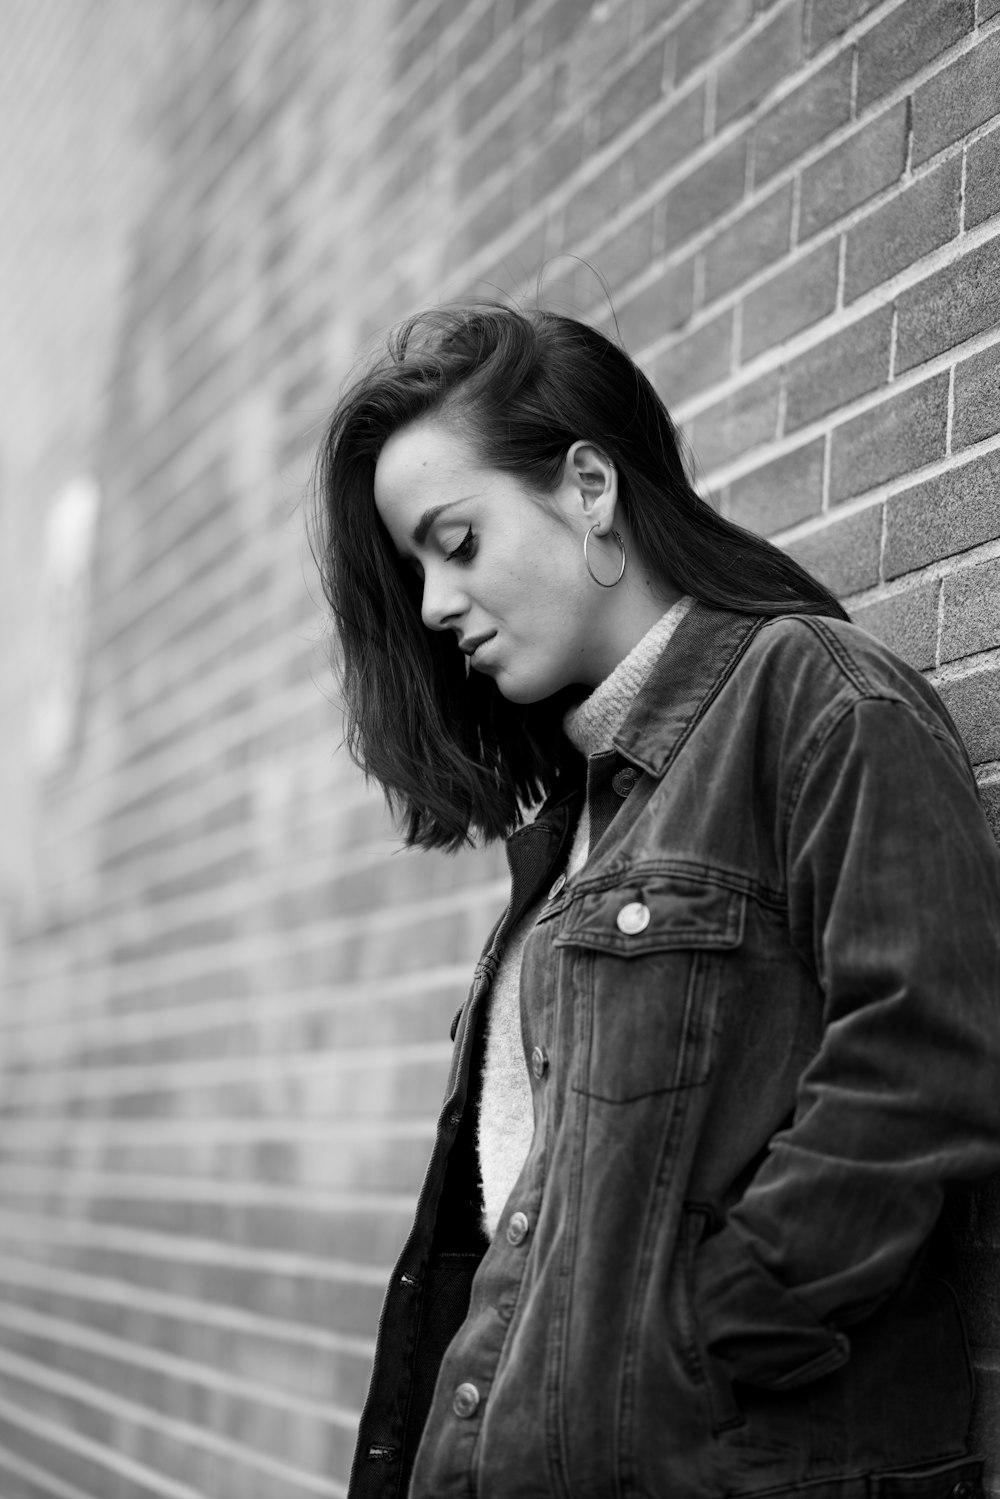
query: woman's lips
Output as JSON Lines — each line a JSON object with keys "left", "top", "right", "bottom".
{"left": 462, "top": 633, "right": 496, "bottom": 666}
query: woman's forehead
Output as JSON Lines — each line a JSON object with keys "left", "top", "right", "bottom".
{"left": 375, "top": 421, "right": 477, "bottom": 497}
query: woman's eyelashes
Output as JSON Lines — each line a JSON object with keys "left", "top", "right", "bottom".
{"left": 444, "top": 527, "right": 477, "bottom": 564}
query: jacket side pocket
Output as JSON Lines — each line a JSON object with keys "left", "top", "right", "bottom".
{"left": 680, "top": 1206, "right": 746, "bottom": 1436}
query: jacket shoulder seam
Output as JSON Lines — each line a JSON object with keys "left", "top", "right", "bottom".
{"left": 766, "top": 615, "right": 877, "bottom": 698}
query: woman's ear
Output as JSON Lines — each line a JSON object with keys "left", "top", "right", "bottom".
{"left": 563, "top": 440, "right": 618, "bottom": 530}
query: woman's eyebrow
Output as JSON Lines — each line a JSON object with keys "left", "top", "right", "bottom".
{"left": 412, "top": 497, "right": 475, "bottom": 546}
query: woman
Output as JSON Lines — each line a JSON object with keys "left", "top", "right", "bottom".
{"left": 314, "top": 304, "right": 1000, "bottom": 1499}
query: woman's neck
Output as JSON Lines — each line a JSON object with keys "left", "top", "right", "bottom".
{"left": 564, "top": 596, "right": 693, "bottom": 759}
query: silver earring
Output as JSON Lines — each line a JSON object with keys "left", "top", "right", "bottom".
{"left": 583, "top": 525, "right": 626, "bottom": 588}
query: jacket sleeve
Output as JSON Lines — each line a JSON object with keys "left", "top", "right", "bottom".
{"left": 694, "top": 694, "right": 1000, "bottom": 1391}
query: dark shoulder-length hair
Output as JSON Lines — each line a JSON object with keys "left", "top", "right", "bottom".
{"left": 313, "top": 303, "right": 848, "bottom": 851}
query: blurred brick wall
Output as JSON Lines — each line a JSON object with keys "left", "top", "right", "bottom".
{"left": 0, "top": 0, "right": 997, "bottom": 1495}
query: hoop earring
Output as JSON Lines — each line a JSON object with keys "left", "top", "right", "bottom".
{"left": 583, "top": 525, "right": 626, "bottom": 588}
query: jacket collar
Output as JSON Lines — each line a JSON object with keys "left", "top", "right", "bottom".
{"left": 613, "top": 602, "right": 766, "bottom": 778}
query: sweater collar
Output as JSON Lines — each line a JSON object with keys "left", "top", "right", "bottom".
{"left": 563, "top": 596, "right": 694, "bottom": 759}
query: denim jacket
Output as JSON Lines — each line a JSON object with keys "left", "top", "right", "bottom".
{"left": 349, "top": 604, "right": 1000, "bottom": 1499}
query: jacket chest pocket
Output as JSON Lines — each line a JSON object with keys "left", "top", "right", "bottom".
{"left": 554, "top": 876, "right": 744, "bottom": 1103}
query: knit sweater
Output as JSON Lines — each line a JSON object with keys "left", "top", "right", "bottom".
{"left": 476, "top": 596, "right": 694, "bottom": 1237}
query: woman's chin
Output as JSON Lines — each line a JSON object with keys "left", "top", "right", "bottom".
{"left": 494, "top": 681, "right": 568, "bottom": 707}
{"left": 492, "top": 673, "right": 546, "bottom": 706}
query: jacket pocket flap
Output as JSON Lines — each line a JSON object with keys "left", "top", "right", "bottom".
{"left": 554, "top": 876, "right": 744, "bottom": 956}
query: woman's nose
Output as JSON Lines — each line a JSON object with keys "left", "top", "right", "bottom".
{"left": 420, "top": 567, "right": 467, "bottom": 632}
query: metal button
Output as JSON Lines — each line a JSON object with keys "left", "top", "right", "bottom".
{"left": 951, "top": 1484, "right": 980, "bottom": 1499}
{"left": 612, "top": 767, "right": 638, "bottom": 797}
{"left": 506, "top": 1210, "right": 530, "bottom": 1246}
{"left": 530, "top": 1046, "right": 549, "bottom": 1079}
{"left": 452, "top": 1381, "right": 480, "bottom": 1418}
{"left": 616, "top": 901, "right": 651, "bottom": 935}
{"left": 548, "top": 872, "right": 566, "bottom": 899}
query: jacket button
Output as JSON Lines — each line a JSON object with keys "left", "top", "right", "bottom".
{"left": 506, "top": 1211, "right": 530, "bottom": 1246}
{"left": 530, "top": 1046, "right": 549, "bottom": 1079}
{"left": 548, "top": 873, "right": 566, "bottom": 899}
{"left": 950, "top": 1484, "right": 980, "bottom": 1499}
{"left": 612, "top": 767, "right": 638, "bottom": 796}
{"left": 452, "top": 1381, "right": 480, "bottom": 1418}
{"left": 616, "top": 901, "right": 650, "bottom": 935}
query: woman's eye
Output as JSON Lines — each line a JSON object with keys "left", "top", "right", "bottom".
{"left": 445, "top": 527, "right": 477, "bottom": 563}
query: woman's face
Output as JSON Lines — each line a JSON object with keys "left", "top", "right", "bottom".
{"left": 373, "top": 421, "right": 622, "bottom": 704}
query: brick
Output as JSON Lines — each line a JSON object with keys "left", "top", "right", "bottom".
{"left": 564, "top": 4, "right": 634, "bottom": 89}
{"left": 941, "top": 557, "right": 1000, "bottom": 661}
{"left": 377, "top": 141, "right": 430, "bottom": 211}
{"left": 458, "top": 38, "right": 524, "bottom": 132}
{"left": 753, "top": 50, "right": 853, "bottom": 187}
{"left": 642, "top": 0, "right": 688, "bottom": 27}
{"left": 716, "top": 2, "right": 805, "bottom": 130}
{"left": 938, "top": 667, "right": 1000, "bottom": 762}
{"left": 687, "top": 370, "right": 781, "bottom": 469}
{"left": 563, "top": 158, "right": 624, "bottom": 242}
{"left": 912, "top": 29, "right": 1000, "bottom": 165}
{"left": 569, "top": 260, "right": 618, "bottom": 320}
{"left": 965, "top": 127, "right": 1000, "bottom": 231}
{"left": 741, "top": 238, "right": 839, "bottom": 361}
{"left": 459, "top": 117, "right": 519, "bottom": 193}
{"left": 380, "top": 64, "right": 441, "bottom": 150}
{"left": 529, "top": 119, "right": 586, "bottom": 204}
{"left": 663, "top": 137, "right": 747, "bottom": 252}
{"left": 676, "top": 0, "right": 754, "bottom": 81}
{"left": 652, "top": 309, "right": 734, "bottom": 406}
{"left": 702, "top": 181, "right": 792, "bottom": 301}
{"left": 806, "top": 0, "right": 881, "bottom": 52}
{"left": 727, "top": 437, "right": 825, "bottom": 534}
{"left": 626, "top": 84, "right": 706, "bottom": 195}
{"left": 895, "top": 234, "right": 1000, "bottom": 374}
{"left": 784, "top": 306, "right": 893, "bottom": 431}
{"left": 853, "top": 583, "right": 939, "bottom": 671}
{"left": 614, "top": 259, "right": 696, "bottom": 351}
{"left": 597, "top": 40, "right": 667, "bottom": 146}
{"left": 399, "top": 0, "right": 459, "bottom": 74}
{"left": 786, "top": 504, "right": 882, "bottom": 596}
{"left": 592, "top": 208, "right": 657, "bottom": 289}
{"left": 884, "top": 448, "right": 1000, "bottom": 577}
{"left": 457, "top": 180, "right": 516, "bottom": 259}
{"left": 829, "top": 374, "right": 950, "bottom": 503}
{"left": 844, "top": 156, "right": 963, "bottom": 302}
{"left": 455, "top": 4, "right": 499, "bottom": 73}
{"left": 857, "top": 0, "right": 973, "bottom": 111}
{"left": 0, "top": 1418, "right": 117, "bottom": 1498}
{"left": 799, "top": 102, "right": 908, "bottom": 241}
{"left": 538, "top": 0, "right": 591, "bottom": 50}
{"left": 476, "top": 221, "right": 549, "bottom": 300}
{"left": 953, "top": 342, "right": 1000, "bottom": 451}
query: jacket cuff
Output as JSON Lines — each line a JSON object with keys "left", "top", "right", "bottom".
{"left": 693, "top": 1227, "right": 850, "bottom": 1391}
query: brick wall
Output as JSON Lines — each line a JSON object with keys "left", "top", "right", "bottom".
{"left": 0, "top": 0, "right": 997, "bottom": 1494}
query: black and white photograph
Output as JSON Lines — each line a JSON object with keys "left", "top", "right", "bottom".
{"left": 0, "top": 2, "right": 999, "bottom": 1496}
